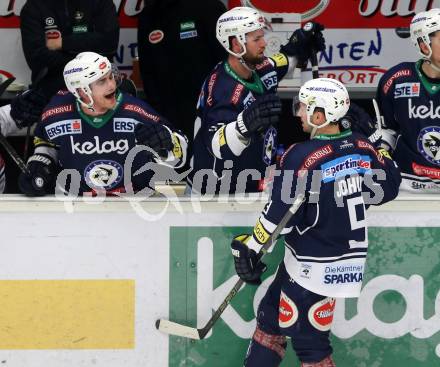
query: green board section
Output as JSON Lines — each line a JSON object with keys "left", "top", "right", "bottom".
{"left": 169, "top": 227, "right": 440, "bottom": 366}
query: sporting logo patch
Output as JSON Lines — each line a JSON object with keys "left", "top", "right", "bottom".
{"left": 321, "top": 154, "right": 371, "bottom": 183}
{"left": 84, "top": 160, "right": 123, "bottom": 190}
{"left": 308, "top": 298, "right": 336, "bottom": 332}
{"left": 278, "top": 291, "right": 298, "bottom": 328}
{"left": 45, "top": 119, "right": 82, "bottom": 139}
{"left": 394, "top": 82, "right": 420, "bottom": 98}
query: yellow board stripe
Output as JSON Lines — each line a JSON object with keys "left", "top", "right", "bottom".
{"left": 0, "top": 280, "right": 134, "bottom": 349}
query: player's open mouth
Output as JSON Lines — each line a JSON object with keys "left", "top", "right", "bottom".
{"left": 105, "top": 91, "right": 116, "bottom": 100}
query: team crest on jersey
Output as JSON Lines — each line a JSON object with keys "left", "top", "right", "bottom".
{"left": 84, "top": 160, "right": 123, "bottom": 190}
{"left": 263, "top": 126, "right": 277, "bottom": 165}
{"left": 321, "top": 154, "right": 371, "bottom": 183}
{"left": 417, "top": 126, "right": 440, "bottom": 165}
{"left": 45, "top": 119, "right": 82, "bottom": 139}
{"left": 394, "top": 82, "right": 420, "bottom": 98}
{"left": 278, "top": 291, "right": 298, "bottom": 328}
{"left": 113, "top": 118, "right": 139, "bottom": 133}
{"left": 308, "top": 298, "right": 336, "bottom": 332}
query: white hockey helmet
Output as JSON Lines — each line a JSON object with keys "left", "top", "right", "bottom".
{"left": 216, "top": 6, "right": 267, "bottom": 57}
{"left": 410, "top": 8, "right": 440, "bottom": 59}
{"left": 63, "top": 52, "right": 112, "bottom": 109}
{"left": 298, "top": 78, "right": 350, "bottom": 130}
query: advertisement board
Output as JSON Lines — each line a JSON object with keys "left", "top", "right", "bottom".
{"left": 0, "top": 196, "right": 439, "bottom": 366}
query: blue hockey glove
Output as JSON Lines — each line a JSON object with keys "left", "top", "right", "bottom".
{"left": 135, "top": 122, "right": 174, "bottom": 158}
{"left": 236, "top": 94, "right": 282, "bottom": 138}
{"left": 231, "top": 234, "right": 267, "bottom": 285}
{"left": 10, "top": 89, "right": 48, "bottom": 128}
{"left": 18, "top": 154, "right": 56, "bottom": 196}
{"left": 280, "top": 22, "right": 325, "bottom": 68}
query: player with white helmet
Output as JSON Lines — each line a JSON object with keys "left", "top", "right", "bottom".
{"left": 230, "top": 77, "right": 401, "bottom": 367}
{"left": 19, "top": 51, "right": 187, "bottom": 196}
{"left": 188, "top": 6, "right": 326, "bottom": 194}
{"left": 376, "top": 8, "right": 440, "bottom": 192}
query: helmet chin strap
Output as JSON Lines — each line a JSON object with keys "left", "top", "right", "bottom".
{"left": 239, "top": 57, "right": 256, "bottom": 72}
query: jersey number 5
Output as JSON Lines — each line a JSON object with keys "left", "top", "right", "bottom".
{"left": 347, "top": 196, "right": 368, "bottom": 249}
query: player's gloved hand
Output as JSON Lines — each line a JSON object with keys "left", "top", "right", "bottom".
{"left": 18, "top": 154, "right": 56, "bottom": 197}
{"left": 134, "top": 122, "right": 174, "bottom": 158}
{"left": 340, "top": 103, "right": 397, "bottom": 151}
{"left": 236, "top": 94, "right": 282, "bottom": 138}
{"left": 10, "top": 89, "right": 48, "bottom": 129}
{"left": 231, "top": 234, "right": 267, "bottom": 285}
{"left": 280, "top": 22, "right": 325, "bottom": 68}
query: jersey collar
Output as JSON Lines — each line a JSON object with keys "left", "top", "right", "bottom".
{"left": 314, "top": 129, "right": 352, "bottom": 140}
{"left": 224, "top": 62, "right": 264, "bottom": 95}
{"left": 415, "top": 60, "right": 440, "bottom": 95}
{"left": 76, "top": 91, "right": 123, "bottom": 128}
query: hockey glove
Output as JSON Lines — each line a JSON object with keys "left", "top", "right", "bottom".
{"left": 280, "top": 22, "right": 325, "bottom": 68}
{"left": 231, "top": 234, "right": 267, "bottom": 285}
{"left": 10, "top": 89, "right": 48, "bottom": 128}
{"left": 18, "top": 154, "right": 57, "bottom": 196}
{"left": 236, "top": 94, "right": 282, "bottom": 138}
{"left": 134, "top": 122, "right": 174, "bottom": 158}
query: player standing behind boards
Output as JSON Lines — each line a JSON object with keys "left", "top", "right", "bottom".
{"left": 188, "top": 6, "right": 326, "bottom": 195}
{"left": 18, "top": 52, "right": 187, "bottom": 196}
{"left": 376, "top": 8, "right": 440, "bottom": 192}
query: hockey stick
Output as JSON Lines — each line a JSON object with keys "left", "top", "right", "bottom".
{"left": 0, "top": 77, "right": 16, "bottom": 98}
{"left": 0, "top": 133, "right": 30, "bottom": 175}
{"left": 310, "top": 49, "right": 319, "bottom": 79}
{"left": 24, "top": 67, "right": 48, "bottom": 161}
{"left": 156, "top": 193, "right": 305, "bottom": 340}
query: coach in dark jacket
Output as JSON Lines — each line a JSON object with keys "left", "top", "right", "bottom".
{"left": 20, "top": 0, "right": 119, "bottom": 99}
{"left": 137, "top": 0, "right": 226, "bottom": 143}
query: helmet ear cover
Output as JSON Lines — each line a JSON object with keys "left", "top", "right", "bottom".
{"left": 63, "top": 51, "right": 112, "bottom": 109}
{"left": 216, "top": 6, "right": 267, "bottom": 58}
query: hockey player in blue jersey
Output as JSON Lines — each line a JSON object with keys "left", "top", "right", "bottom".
{"left": 376, "top": 8, "right": 440, "bottom": 192}
{"left": 188, "top": 6, "right": 325, "bottom": 194}
{"left": 18, "top": 51, "right": 187, "bottom": 196}
{"left": 230, "top": 78, "right": 401, "bottom": 367}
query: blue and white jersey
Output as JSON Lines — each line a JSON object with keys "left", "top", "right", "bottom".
{"left": 247, "top": 131, "right": 401, "bottom": 297}
{"left": 34, "top": 90, "right": 186, "bottom": 194}
{"left": 188, "top": 54, "right": 289, "bottom": 194}
{"left": 377, "top": 61, "right": 440, "bottom": 192}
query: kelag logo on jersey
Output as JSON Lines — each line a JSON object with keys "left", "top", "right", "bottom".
{"left": 113, "top": 118, "right": 139, "bottom": 133}
{"left": 394, "top": 82, "right": 420, "bottom": 99}
{"left": 321, "top": 154, "right": 371, "bottom": 183}
{"left": 45, "top": 119, "right": 82, "bottom": 139}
